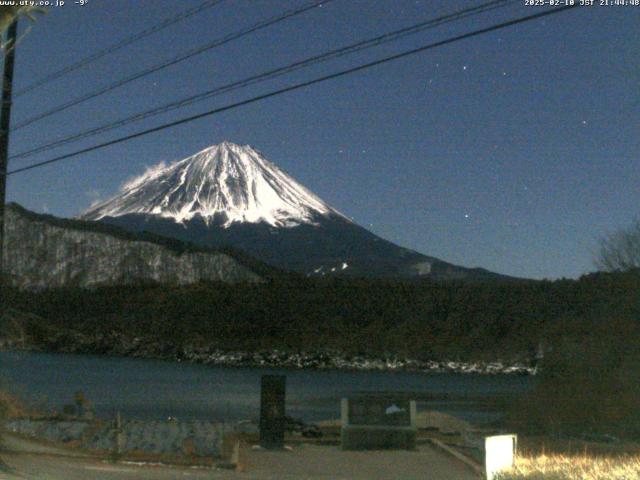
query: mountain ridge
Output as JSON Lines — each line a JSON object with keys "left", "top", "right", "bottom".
{"left": 83, "top": 141, "right": 345, "bottom": 228}
{"left": 3, "top": 202, "right": 287, "bottom": 288}
{"left": 82, "top": 141, "right": 517, "bottom": 281}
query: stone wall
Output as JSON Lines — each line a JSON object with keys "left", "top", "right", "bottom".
{"left": 5, "top": 418, "right": 231, "bottom": 457}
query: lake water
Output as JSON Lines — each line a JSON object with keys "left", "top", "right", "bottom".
{"left": 0, "top": 352, "right": 533, "bottom": 424}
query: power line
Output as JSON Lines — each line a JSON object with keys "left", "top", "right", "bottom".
{"left": 14, "top": 0, "right": 225, "bottom": 98}
{"left": 6, "top": 5, "right": 578, "bottom": 177}
{"left": 11, "top": 0, "right": 332, "bottom": 132}
{"left": 11, "top": 0, "right": 517, "bottom": 161}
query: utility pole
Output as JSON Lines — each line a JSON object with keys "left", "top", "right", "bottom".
{"left": 0, "top": 18, "right": 17, "bottom": 312}
{"left": 0, "top": 19, "right": 17, "bottom": 474}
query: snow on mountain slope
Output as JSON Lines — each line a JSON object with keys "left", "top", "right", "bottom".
{"left": 81, "top": 141, "right": 515, "bottom": 280}
{"left": 83, "top": 141, "right": 343, "bottom": 228}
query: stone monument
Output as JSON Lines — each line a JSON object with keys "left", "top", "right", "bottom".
{"left": 341, "top": 395, "right": 417, "bottom": 450}
{"left": 259, "top": 375, "right": 286, "bottom": 449}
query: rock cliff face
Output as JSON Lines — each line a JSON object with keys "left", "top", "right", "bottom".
{"left": 2, "top": 204, "right": 263, "bottom": 289}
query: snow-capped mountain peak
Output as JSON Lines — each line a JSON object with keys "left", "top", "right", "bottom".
{"left": 82, "top": 142, "right": 342, "bottom": 228}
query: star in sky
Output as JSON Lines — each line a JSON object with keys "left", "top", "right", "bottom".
{"left": 10, "top": 0, "right": 636, "bottom": 280}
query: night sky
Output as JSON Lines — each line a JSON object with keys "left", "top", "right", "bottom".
{"left": 6, "top": 0, "right": 639, "bottom": 280}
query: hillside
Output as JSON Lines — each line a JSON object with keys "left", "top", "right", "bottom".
{"left": 5, "top": 270, "right": 639, "bottom": 367}
{"left": 83, "top": 141, "right": 516, "bottom": 281}
{"left": 2, "top": 203, "right": 283, "bottom": 289}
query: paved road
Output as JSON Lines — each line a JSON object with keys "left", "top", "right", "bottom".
{"left": 0, "top": 444, "right": 479, "bottom": 480}
{"left": 0, "top": 454, "right": 219, "bottom": 480}
{"left": 244, "top": 444, "right": 479, "bottom": 479}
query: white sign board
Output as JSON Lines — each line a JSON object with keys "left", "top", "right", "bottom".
{"left": 485, "top": 434, "right": 517, "bottom": 480}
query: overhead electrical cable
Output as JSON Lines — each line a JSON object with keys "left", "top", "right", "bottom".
{"left": 11, "top": 0, "right": 333, "bottom": 131}
{"left": 11, "top": 0, "right": 517, "bottom": 161}
{"left": 6, "top": 4, "right": 578, "bottom": 177}
{"left": 14, "top": 0, "right": 225, "bottom": 97}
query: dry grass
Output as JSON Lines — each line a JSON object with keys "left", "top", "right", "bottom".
{"left": 519, "top": 436, "right": 640, "bottom": 457}
{"left": 0, "top": 390, "right": 28, "bottom": 419}
{"left": 497, "top": 453, "right": 640, "bottom": 480}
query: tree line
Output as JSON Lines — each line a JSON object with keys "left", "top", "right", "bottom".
{"left": 4, "top": 269, "right": 638, "bottom": 363}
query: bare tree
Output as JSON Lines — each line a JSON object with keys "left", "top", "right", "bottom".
{"left": 0, "top": 6, "right": 45, "bottom": 51}
{"left": 595, "top": 218, "right": 640, "bottom": 272}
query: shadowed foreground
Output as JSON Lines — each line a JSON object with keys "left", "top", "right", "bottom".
{"left": 0, "top": 443, "right": 478, "bottom": 480}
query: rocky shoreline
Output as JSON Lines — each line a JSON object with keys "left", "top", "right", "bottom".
{"left": 176, "top": 347, "right": 536, "bottom": 375}
{"left": 1, "top": 333, "right": 537, "bottom": 375}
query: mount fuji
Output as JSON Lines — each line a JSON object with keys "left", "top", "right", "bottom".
{"left": 82, "top": 141, "right": 506, "bottom": 280}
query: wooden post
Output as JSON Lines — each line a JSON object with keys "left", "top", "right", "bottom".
{"left": 112, "top": 411, "right": 125, "bottom": 460}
